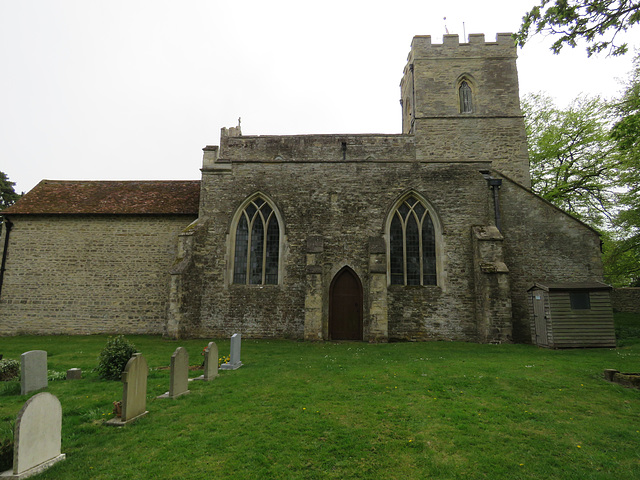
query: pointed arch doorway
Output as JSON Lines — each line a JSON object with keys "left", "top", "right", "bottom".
{"left": 329, "top": 267, "right": 363, "bottom": 340}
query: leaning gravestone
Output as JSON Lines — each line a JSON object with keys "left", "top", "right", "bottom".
{"left": 220, "top": 334, "right": 242, "bottom": 370}
{"left": 20, "top": 350, "right": 47, "bottom": 395}
{"left": 158, "top": 347, "right": 190, "bottom": 398}
{"left": 106, "top": 353, "right": 148, "bottom": 426}
{"left": 1, "top": 392, "right": 65, "bottom": 479}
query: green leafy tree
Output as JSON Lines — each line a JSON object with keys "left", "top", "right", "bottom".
{"left": 607, "top": 55, "right": 640, "bottom": 285}
{"left": 0, "top": 172, "right": 21, "bottom": 209}
{"left": 516, "top": 0, "right": 640, "bottom": 56}
{"left": 522, "top": 92, "right": 620, "bottom": 228}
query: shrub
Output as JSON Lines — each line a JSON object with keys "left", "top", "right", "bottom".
{"left": 0, "top": 359, "right": 19, "bottom": 382}
{"left": 95, "top": 336, "right": 137, "bottom": 380}
{"left": 0, "top": 437, "right": 12, "bottom": 472}
{"left": 0, "top": 420, "right": 13, "bottom": 472}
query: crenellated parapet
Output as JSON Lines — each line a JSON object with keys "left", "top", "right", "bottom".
{"left": 400, "top": 32, "right": 530, "bottom": 187}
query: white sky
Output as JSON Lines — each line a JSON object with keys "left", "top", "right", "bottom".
{"left": 1, "top": 0, "right": 637, "bottom": 194}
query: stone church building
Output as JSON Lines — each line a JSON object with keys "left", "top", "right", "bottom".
{"left": 0, "top": 34, "right": 605, "bottom": 343}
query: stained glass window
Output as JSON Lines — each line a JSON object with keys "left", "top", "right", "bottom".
{"left": 389, "top": 195, "right": 437, "bottom": 286}
{"left": 233, "top": 198, "right": 280, "bottom": 285}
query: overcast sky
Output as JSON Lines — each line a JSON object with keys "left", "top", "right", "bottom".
{"left": 1, "top": 0, "right": 637, "bottom": 194}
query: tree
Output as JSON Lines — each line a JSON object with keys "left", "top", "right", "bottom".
{"left": 522, "top": 92, "right": 620, "bottom": 229}
{"left": 0, "top": 172, "right": 21, "bottom": 209}
{"left": 516, "top": 0, "right": 640, "bottom": 56}
{"left": 607, "top": 55, "right": 640, "bottom": 285}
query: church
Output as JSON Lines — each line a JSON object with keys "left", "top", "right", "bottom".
{"left": 0, "top": 34, "right": 606, "bottom": 344}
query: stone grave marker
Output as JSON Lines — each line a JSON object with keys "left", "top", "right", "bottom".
{"left": 1, "top": 392, "right": 65, "bottom": 479}
{"left": 158, "top": 347, "right": 190, "bottom": 398}
{"left": 106, "top": 353, "right": 148, "bottom": 426}
{"left": 65, "top": 368, "right": 81, "bottom": 380}
{"left": 220, "top": 334, "right": 242, "bottom": 370}
{"left": 192, "top": 342, "right": 219, "bottom": 382}
{"left": 20, "top": 350, "right": 47, "bottom": 395}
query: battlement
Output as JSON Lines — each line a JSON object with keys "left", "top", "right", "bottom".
{"left": 407, "top": 33, "right": 516, "bottom": 63}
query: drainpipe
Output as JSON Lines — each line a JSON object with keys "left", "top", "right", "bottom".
{"left": 0, "top": 216, "right": 13, "bottom": 298}
{"left": 480, "top": 171, "right": 503, "bottom": 232}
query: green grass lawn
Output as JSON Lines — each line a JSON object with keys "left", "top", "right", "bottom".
{"left": 1, "top": 315, "right": 640, "bottom": 480}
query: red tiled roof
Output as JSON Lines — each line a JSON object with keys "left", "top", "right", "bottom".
{"left": 1, "top": 180, "right": 200, "bottom": 215}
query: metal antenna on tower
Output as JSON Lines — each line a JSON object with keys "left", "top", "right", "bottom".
{"left": 443, "top": 17, "right": 449, "bottom": 35}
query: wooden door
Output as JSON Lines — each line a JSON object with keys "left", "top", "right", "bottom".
{"left": 329, "top": 267, "right": 363, "bottom": 340}
{"left": 532, "top": 292, "right": 548, "bottom": 346}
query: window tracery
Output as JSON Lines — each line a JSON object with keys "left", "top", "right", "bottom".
{"left": 233, "top": 197, "right": 280, "bottom": 285}
{"left": 389, "top": 195, "right": 437, "bottom": 286}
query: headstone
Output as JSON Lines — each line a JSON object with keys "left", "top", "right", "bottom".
{"left": 191, "top": 342, "right": 219, "bottom": 382}
{"left": 20, "top": 351, "right": 47, "bottom": 395}
{"left": 106, "top": 353, "right": 148, "bottom": 426}
{"left": 203, "top": 342, "right": 219, "bottom": 381}
{"left": 65, "top": 368, "right": 81, "bottom": 380}
{"left": 1, "top": 392, "right": 65, "bottom": 479}
{"left": 158, "top": 347, "right": 190, "bottom": 398}
{"left": 220, "top": 334, "right": 242, "bottom": 370}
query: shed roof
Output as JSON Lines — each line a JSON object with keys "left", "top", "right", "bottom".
{"left": 1, "top": 180, "right": 200, "bottom": 215}
{"left": 528, "top": 282, "right": 612, "bottom": 292}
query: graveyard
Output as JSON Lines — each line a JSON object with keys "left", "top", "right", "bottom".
{"left": 0, "top": 317, "right": 640, "bottom": 479}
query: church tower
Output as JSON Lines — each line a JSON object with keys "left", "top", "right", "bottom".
{"left": 400, "top": 33, "right": 530, "bottom": 187}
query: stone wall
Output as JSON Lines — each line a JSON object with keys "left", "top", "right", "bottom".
{"left": 498, "top": 176, "right": 604, "bottom": 342}
{"left": 176, "top": 138, "right": 503, "bottom": 341}
{"left": 611, "top": 288, "right": 640, "bottom": 313}
{"left": 0, "top": 214, "right": 195, "bottom": 335}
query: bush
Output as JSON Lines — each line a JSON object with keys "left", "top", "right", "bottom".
{"left": 0, "top": 437, "right": 12, "bottom": 472}
{"left": 0, "top": 359, "right": 19, "bottom": 382}
{"left": 96, "top": 336, "right": 137, "bottom": 380}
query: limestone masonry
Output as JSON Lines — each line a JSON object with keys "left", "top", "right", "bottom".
{"left": 0, "top": 34, "right": 605, "bottom": 343}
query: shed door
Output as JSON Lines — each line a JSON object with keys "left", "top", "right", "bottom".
{"left": 329, "top": 267, "right": 363, "bottom": 340}
{"left": 532, "top": 293, "right": 548, "bottom": 346}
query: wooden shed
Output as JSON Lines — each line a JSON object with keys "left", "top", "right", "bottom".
{"left": 528, "top": 282, "right": 616, "bottom": 348}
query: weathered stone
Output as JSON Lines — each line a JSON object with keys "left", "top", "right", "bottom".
{"left": 158, "top": 347, "right": 190, "bottom": 399}
{"left": 65, "top": 368, "right": 81, "bottom": 380}
{"left": 2, "top": 392, "right": 65, "bottom": 479}
{"left": 203, "top": 342, "right": 219, "bottom": 381}
{"left": 106, "top": 353, "right": 148, "bottom": 426}
{"left": 603, "top": 369, "right": 619, "bottom": 382}
{"left": 20, "top": 351, "right": 47, "bottom": 396}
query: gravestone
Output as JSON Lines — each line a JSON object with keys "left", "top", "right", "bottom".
{"left": 106, "top": 353, "right": 148, "bottom": 426}
{"left": 66, "top": 368, "right": 81, "bottom": 380}
{"left": 20, "top": 351, "right": 47, "bottom": 395}
{"left": 1, "top": 392, "right": 65, "bottom": 479}
{"left": 203, "top": 342, "right": 219, "bottom": 381}
{"left": 158, "top": 347, "right": 190, "bottom": 398}
{"left": 193, "top": 342, "right": 219, "bottom": 382}
{"left": 220, "top": 334, "right": 242, "bottom": 370}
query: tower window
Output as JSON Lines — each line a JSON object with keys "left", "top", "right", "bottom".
{"left": 233, "top": 197, "right": 280, "bottom": 285}
{"left": 389, "top": 195, "right": 437, "bottom": 286}
{"left": 459, "top": 81, "right": 473, "bottom": 113}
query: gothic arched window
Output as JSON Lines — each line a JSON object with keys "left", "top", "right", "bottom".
{"left": 459, "top": 80, "right": 473, "bottom": 113}
{"left": 389, "top": 195, "right": 437, "bottom": 286}
{"left": 233, "top": 197, "right": 280, "bottom": 285}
